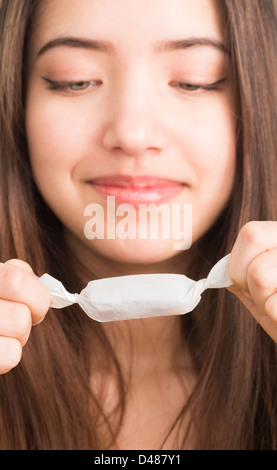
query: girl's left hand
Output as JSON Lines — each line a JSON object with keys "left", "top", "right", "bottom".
{"left": 228, "top": 221, "right": 277, "bottom": 343}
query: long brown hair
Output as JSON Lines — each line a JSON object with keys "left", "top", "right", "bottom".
{"left": 0, "top": 0, "right": 277, "bottom": 449}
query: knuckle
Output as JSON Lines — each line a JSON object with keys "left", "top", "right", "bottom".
{"left": 1, "top": 265, "right": 25, "bottom": 298}
{"left": 8, "top": 339, "right": 22, "bottom": 368}
{"left": 240, "top": 221, "right": 264, "bottom": 247}
{"left": 12, "top": 304, "right": 31, "bottom": 338}
{"left": 265, "top": 294, "right": 277, "bottom": 320}
{"left": 248, "top": 257, "right": 270, "bottom": 289}
{"left": 4, "top": 259, "right": 34, "bottom": 273}
{"left": 0, "top": 338, "right": 22, "bottom": 374}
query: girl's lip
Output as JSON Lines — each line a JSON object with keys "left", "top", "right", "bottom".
{"left": 88, "top": 175, "right": 185, "bottom": 205}
{"left": 90, "top": 175, "right": 184, "bottom": 187}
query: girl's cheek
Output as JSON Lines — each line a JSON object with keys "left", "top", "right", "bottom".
{"left": 26, "top": 101, "right": 89, "bottom": 172}
{"left": 176, "top": 111, "right": 236, "bottom": 173}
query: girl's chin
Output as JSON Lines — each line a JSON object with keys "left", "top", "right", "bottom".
{"left": 85, "top": 238, "right": 188, "bottom": 266}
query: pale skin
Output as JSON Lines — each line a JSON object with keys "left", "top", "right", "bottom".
{"left": 0, "top": 0, "right": 277, "bottom": 448}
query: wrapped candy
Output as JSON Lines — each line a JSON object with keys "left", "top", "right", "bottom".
{"left": 38, "top": 254, "right": 232, "bottom": 322}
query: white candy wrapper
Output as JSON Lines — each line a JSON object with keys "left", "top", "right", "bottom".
{"left": 38, "top": 254, "right": 232, "bottom": 322}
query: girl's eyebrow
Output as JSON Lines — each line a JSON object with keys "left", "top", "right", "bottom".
{"left": 37, "top": 37, "right": 114, "bottom": 57}
{"left": 37, "top": 36, "right": 229, "bottom": 58}
{"left": 158, "top": 38, "right": 229, "bottom": 55}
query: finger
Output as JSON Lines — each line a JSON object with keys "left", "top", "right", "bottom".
{"left": 3, "top": 259, "right": 36, "bottom": 276}
{"left": 0, "top": 263, "right": 51, "bottom": 325}
{"left": 0, "top": 336, "right": 22, "bottom": 374}
{"left": 228, "top": 221, "right": 277, "bottom": 291}
{"left": 265, "top": 292, "right": 277, "bottom": 322}
{"left": 0, "top": 299, "right": 32, "bottom": 346}
{"left": 247, "top": 249, "right": 277, "bottom": 318}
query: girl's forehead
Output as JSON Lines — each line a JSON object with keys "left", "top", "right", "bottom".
{"left": 30, "top": 0, "right": 224, "bottom": 55}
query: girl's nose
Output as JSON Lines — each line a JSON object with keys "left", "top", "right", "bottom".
{"left": 101, "top": 76, "right": 168, "bottom": 157}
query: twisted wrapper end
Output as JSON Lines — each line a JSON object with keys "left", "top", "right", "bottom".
{"left": 39, "top": 274, "right": 77, "bottom": 308}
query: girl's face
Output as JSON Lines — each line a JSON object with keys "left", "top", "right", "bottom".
{"left": 25, "top": 0, "right": 236, "bottom": 268}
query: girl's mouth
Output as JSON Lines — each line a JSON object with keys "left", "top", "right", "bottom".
{"left": 89, "top": 175, "right": 186, "bottom": 205}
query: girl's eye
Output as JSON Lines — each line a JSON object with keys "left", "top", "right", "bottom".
{"left": 170, "top": 77, "right": 227, "bottom": 93}
{"left": 42, "top": 76, "right": 227, "bottom": 95}
{"left": 42, "top": 77, "right": 102, "bottom": 93}
{"left": 69, "top": 81, "right": 92, "bottom": 91}
{"left": 174, "top": 83, "right": 202, "bottom": 91}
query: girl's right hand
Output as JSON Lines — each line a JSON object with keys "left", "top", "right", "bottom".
{"left": 0, "top": 259, "right": 51, "bottom": 374}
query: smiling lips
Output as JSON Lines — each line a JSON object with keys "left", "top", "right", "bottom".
{"left": 89, "top": 175, "right": 185, "bottom": 205}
